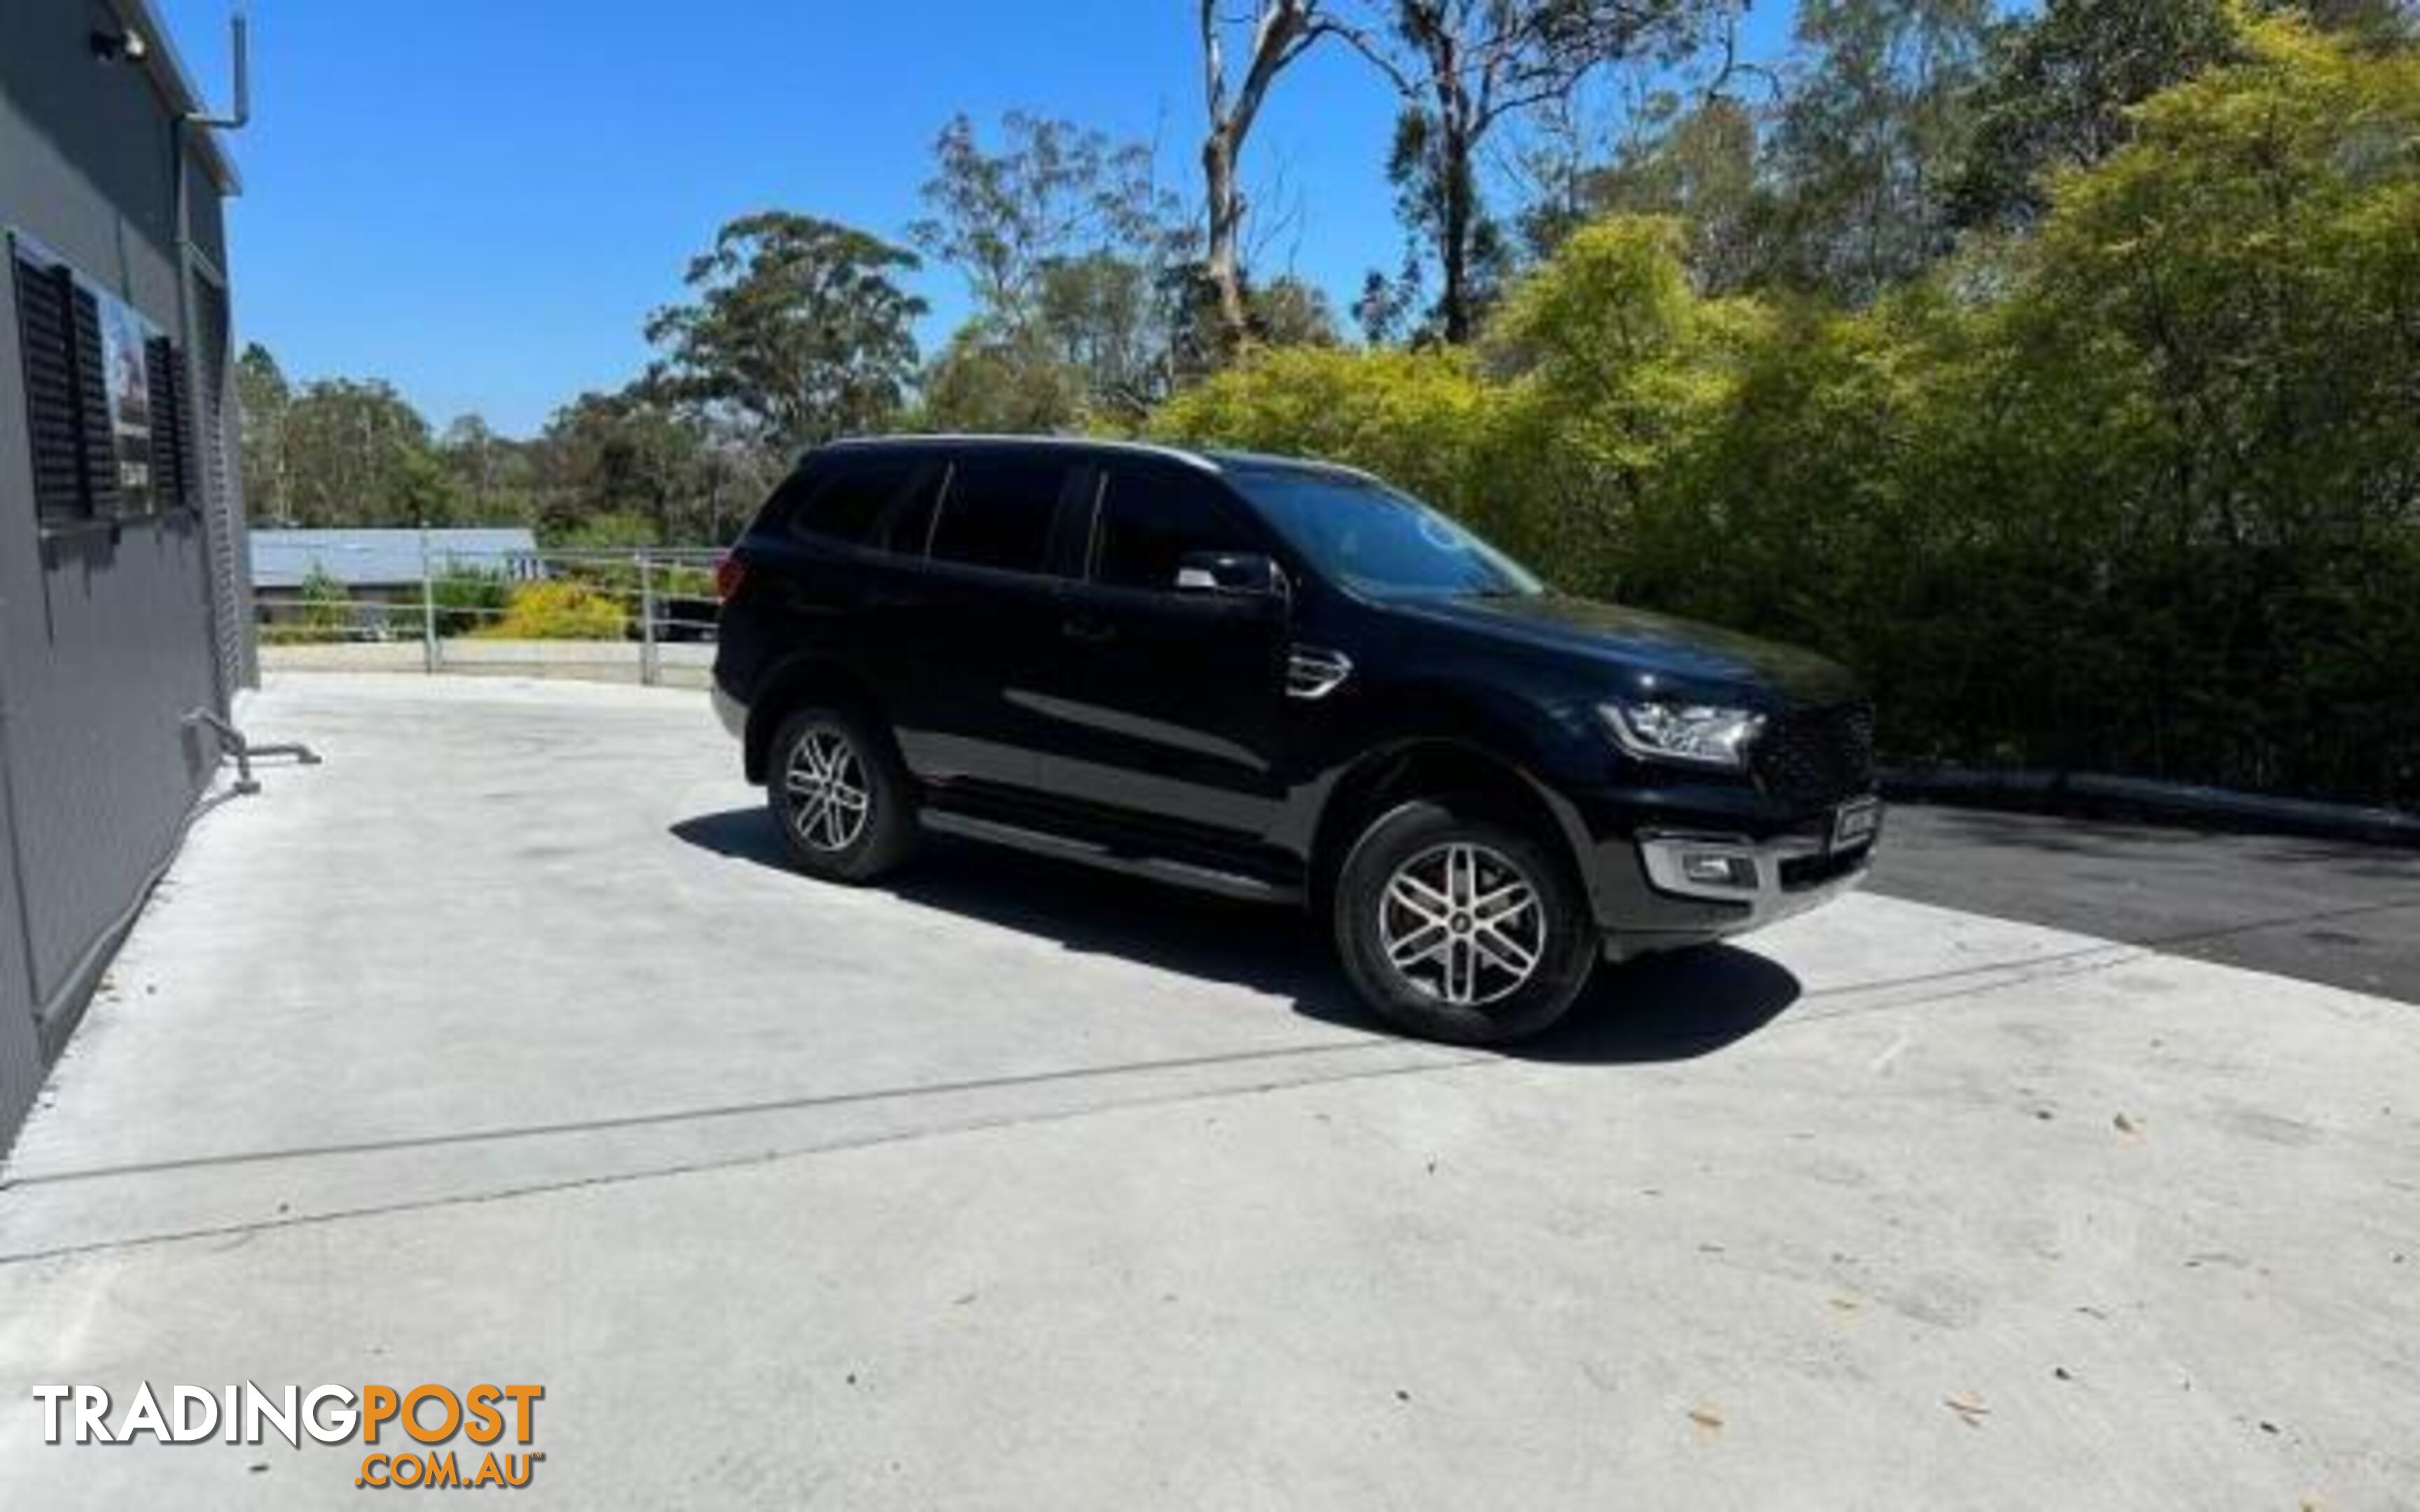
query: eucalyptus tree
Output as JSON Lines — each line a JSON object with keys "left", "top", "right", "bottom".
{"left": 645, "top": 211, "right": 926, "bottom": 455}
{"left": 1197, "top": 1, "right": 1358, "bottom": 351}
{"left": 1950, "top": 0, "right": 2240, "bottom": 231}
{"left": 1346, "top": 0, "right": 1716, "bottom": 342}
{"left": 1761, "top": 0, "right": 1994, "bottom": 302}
{"left": 912, "top": 112, "right": 1192, "bottom": 423}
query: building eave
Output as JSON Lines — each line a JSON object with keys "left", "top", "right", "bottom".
{"left": 115, "top": 0, "right": 244, "bottom": 196}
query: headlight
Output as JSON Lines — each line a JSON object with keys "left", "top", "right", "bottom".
{"left": 1601, "top": 699, "right": 1767, "bottom": 771}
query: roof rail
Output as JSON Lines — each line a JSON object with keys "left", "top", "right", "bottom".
{"left": 814, "top": 434, "right": 1223, "bottom": 475}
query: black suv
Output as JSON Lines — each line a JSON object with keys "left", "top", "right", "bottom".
{"left": 712, "top": 436, "right": 1879, "bottom": 1044}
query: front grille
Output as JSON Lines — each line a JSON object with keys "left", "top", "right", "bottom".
{"left": 1753, "top": 701, "right": 1876, "bottom": 808}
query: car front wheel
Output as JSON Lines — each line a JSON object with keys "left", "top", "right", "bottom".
{"left": 1334, "top": 800, "right": 1597, "bottom": 1045}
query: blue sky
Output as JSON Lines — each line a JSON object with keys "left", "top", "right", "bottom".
{"left": 158, "top": 1, "right": 1797, "bottom": 438}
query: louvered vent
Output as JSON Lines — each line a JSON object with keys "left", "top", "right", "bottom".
{"left": 1286, "top": 645, "right": 1353, "bottom": 701}
{"left": 67, "top": 285, "right": 120, "bottom": 516}
{"left": 146, "top": 335, "right": 190, "bottom": 510}
{"left": 11, "top": 252, "right": 86, "bottom": 521}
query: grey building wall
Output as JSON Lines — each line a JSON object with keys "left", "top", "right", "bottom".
{"left": 0, "top": 0, "right": 251, "bottom": 1142}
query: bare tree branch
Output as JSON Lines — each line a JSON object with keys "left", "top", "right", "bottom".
{"left": 1327, "top": 0, "right": 1725, "bottom": 341}
{"left": 1200, "top": 1, "right": 1347, "bottom": 351}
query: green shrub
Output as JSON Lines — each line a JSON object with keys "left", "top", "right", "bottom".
{"left": 1140, "top": 19, "right": 2420, "bottom": 805}
{"left": 543, "top": 511, "right": 662, "bottom": 551}
{"left": 1150, "top": 344, "right": 1498, "bottom": 524}
{"left": 429, "top": 566, "right": 512, "bottom": 637}
{"left": 295, "top": 565, "right": 354, "bottom": 634}
{"left": 475, "top": 581, "right": 627, "bottom": 640}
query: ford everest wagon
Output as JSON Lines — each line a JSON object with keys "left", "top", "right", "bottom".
{"left": 711, "top": 436, "right": 1879, "bottom": 1044}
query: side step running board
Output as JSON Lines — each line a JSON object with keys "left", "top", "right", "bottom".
{"left": 918, "top": 809, "right": 1302, "bottom": 905}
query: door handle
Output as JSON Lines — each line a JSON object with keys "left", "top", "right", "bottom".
{"left": 1061, "top": 615, "right": 1118, "bottom": 645}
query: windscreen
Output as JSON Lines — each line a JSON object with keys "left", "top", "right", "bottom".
{"left": 1228, "top": 467, "right": 1544, "bottom": 600}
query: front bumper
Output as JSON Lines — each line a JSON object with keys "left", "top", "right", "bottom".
{"left": 1634, "top": 825, "right": 1875, "bottom": 934}
{"left": 1541, "top": 778, "right": 1881, "bottom": 949}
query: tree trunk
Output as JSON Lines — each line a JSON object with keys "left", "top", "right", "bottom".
{"left": 1435, "top": 54, "right": 1475, "bottom": 346}
{"left": 1439, "top": 118, "right": 1473, "bottom": 344}
{"left": 1199, "top": 1, "right": 1326, "bottom": 358}
{"left": 1204, "top": 127, "right": 1251, "bottom": 351}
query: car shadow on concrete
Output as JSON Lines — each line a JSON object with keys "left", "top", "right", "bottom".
{"left": 671, "top": 808, "right": 1801, "bottom": 1065}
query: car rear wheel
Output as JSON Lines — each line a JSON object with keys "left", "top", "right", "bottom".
{"left": 767, "top": 706, "right": 917, "bottom": 883}
{"left": 1334, "top": 800, "right": 1596, "bottom": 1044}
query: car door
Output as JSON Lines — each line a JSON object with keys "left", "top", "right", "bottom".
{"left": 1022, "top": 459, "right": 1292, "bottom": 838}
{"left": 884, "top": 449, "right": 1088, "bottom": 794}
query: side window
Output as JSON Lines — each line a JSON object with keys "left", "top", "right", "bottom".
{"left": 788, "top": 458, "right": 922, "bottom": 547}
{"left": 929, "top": 456, "right": 1072, "bottom": 575}
{"left": 868, "top": 465, "right": 940, "bottom": 555}
{"left": 1092, "top": 465, "right": 1260, "bottom": 592}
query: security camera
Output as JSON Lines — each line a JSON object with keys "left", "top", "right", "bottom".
{"left": 92, "top": 27, "right": 150, "bottom": 64}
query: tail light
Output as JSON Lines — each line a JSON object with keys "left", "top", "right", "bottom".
{"left": 714, "top": 552, "right": 748, "bottom": 602}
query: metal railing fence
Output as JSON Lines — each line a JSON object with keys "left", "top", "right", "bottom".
{"left": 252, "top": 537, "right": 723, "bottom": 688}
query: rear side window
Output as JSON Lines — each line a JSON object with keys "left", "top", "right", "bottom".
{"left": 786, "top": 457, "right": 926, "bottom": 547}
{"left": 929, "top": 456, "right": 1074, "bottom": 575}
{"left": 868, "top": 470, "right": 939, "bottom": 555}
{"left": 1092, "top": 465, "right": 1260, "bottom": 592}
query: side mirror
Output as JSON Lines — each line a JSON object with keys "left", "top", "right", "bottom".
{"left": 1174, "top": 550, "right": 1286, "bottom": 599}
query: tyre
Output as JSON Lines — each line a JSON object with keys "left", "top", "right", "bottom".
{"left": 765, "top": 705, "right": 918, "bottom": 883}
{"left": 1333, "top": 799, "right": 1597, "bottom": 1045}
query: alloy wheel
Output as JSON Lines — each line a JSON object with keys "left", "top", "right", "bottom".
{"left": 1377, "top": 841, "right": 1546, "bottom": 1008}
{"left": 782, "top": 729, "right": 870, "bottom": 853}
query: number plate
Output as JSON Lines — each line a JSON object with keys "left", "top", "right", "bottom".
{"left": 1831, "top": 797, "right": 1882, "bottom": 853}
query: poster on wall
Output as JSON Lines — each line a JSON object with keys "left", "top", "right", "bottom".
{"left": 98, "top": 296, "right": 156, "bottom": 514}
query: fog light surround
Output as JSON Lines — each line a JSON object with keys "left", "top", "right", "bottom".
{"left": 1679, "top": 850, "right": 1758, "bottom": 889}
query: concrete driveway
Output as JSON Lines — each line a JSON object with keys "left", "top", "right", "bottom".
{"left": 2, "top": 675, "right": 2414, "bottom": 1508}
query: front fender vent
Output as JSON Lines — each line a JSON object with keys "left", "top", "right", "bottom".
{"left": 1286, "top": 645, "right": 1353, "bottom": 701}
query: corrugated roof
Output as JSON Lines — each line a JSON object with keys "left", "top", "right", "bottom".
{"left": 251, "top": 529, "right": 542, "bottom": 589}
